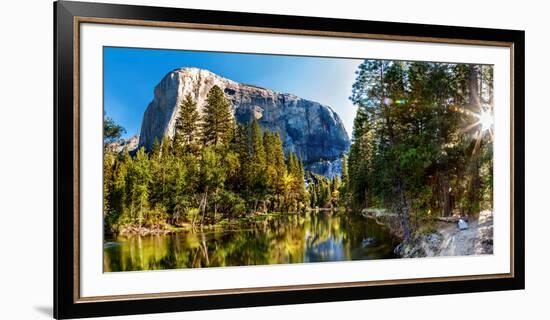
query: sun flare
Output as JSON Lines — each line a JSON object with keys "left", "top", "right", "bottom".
{"left": 477, "top": 110, "right": 493, "bottom": 132}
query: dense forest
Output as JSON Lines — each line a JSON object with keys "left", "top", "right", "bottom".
{"left": 103, "top": 86, "right": 313, "bottom": 234}
{"left": 345, "top": 60, "right": 493, "bottom": 241}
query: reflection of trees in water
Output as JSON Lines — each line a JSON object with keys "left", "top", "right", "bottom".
{"left": 103, "top": 211, "right": 399, "bottom": 271}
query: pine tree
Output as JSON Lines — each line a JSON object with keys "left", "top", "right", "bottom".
{"left": 272, "top": 132, "right": 287, "bottom": 210}
{"left": 103, "top": 152, "right": 116, "bottom": 220}
{"left": 229, "top": 123, "right": 249, "bottom": 191}
{"left": 247, "top": 119, "right": 267, "bottom": 210}
{"left": 262, "top": 131, "right": 289, "bottom": 211}
{"left": 151, "top": 138, "right": 161, "bottom": 159}
{"left": 330, "top": 176, "right": 341, "bottom": 207}
{"left": 174, "top": 94, "right": 200, "bottom": 155}
{"left": 309, "top": 183, "right": 318, "bottom": 208}
{"left": 339, "top": 154, "right": 349, "bottom": 207}
{"left": 125, "top": 147, "right": 151, "bottom": 228}
{"left": 202, "top": 86, "right": 234, "bottom": 146}
{"left": 285, "top": 152, "right": 307, "bottom": 212}
{"left": 264, "top": 132, "right": 277, "bottom": 194}
{"left": 149, "top": 137, "right": 170, "bottom": 211}
{"left": 109, "top": 149, "right": 131, "bottom": 228}
{"left": 160, "top": 136, "right": 171, "bottom": 157}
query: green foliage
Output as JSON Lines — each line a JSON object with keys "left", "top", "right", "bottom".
{"left": 173, "top": 94, "right": 201, "bottom": 155}
{"left": 103, "top": 114, "right": 126, "bottom": 146}
{"left": 307, "top": 173, "right": 331, "bottom": 208}
{"left": 103, "top": 86, "right": 310, "bottom": 234}
{"left": 216, "top": 190, "right": 247, "bottom": 218}
{"left": 145, "top": 204, "right": 168, "bottom": 229}
{"left": 202, "top": 85, "right": 234, "bottom": 146}
{"left": 339, "top": 154, "right": 349, "bottom": 201}
{"left": 244, "top": 119, "right": 267, "bottom": 201}
{"left": 124, "top": 147, "right": 151, "bottom": 228}
{"left": 185, "top": 208, "right": 200, "bottom": 225}
{"left": 284, "top": 152, "right": 308, "bottom": 212}
{"left": 415, "top": 222, "right": 437, "bottom": 237}
{"left": 348, "top": 60, "right": 494, "bottom": 240}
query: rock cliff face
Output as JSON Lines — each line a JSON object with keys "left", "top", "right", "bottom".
{"left": 305, "top": 158, "right": 344, "bottom": 180}
{"left": 138, "top": 67, "right": 350, "bottom": 176}
{"left": 108, "top": 134, "right": 139, "bottom": 153}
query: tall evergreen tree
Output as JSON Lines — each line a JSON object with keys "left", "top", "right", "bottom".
{"left": 202, "top": 85, "right": 234, "bottom": 146}
{"left": 103, "top": 152, "right": 116, "bottom": 221}
{"left": 339, "top": 154, "right": 349, "bottom": 207}
{"left": 246, "top": 119, "right": 267, "bottom": 210}
{"left": 271, "top": 132, "right": 287, "bottom": 209}
{"left": 125, "top": 147, "right": 151, "bottom": 228}
{"left": 264, "top": 132, "right": 277, "bottom": 195}
{"left": 262, "top": 131, "right": 287, "bottom": 211}
{"left": 107, "top": 149, "right": 131, "bottom": 230}
{"left": 285, "top": 152, "right": 307, "bottom": 211}
{"left": 149, "top": 137, "right": 171, "bottom": 212}
{"left": 173, "top": 94, "right": 200, "bottom": 155}
{"left": 229, "top": 123, "right": 250, "bottom": 191}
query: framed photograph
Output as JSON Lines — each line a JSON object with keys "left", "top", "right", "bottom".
{"left": 54, "top": 0, "right": 524, "bottom": 318}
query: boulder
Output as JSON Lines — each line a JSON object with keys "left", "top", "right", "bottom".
{"left": 458, "top": 219, "right": 469, "bottom": 230}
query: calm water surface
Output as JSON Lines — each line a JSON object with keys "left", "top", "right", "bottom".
{"left": 103, "top": 211, "right": 399, "bottom": 272}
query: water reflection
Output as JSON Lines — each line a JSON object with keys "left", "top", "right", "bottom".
{"left": 103, "top": 211, "right": 399, "bottom": 272}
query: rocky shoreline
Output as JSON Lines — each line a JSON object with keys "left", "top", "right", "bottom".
{"left": 396, "top": 210, "right": 494, "bottom": 258}
{"left": 117, "top": 225, "right": 174, "bottom": 237}
{"left": 362, "top": 209, "right": 494, "bottom": 258}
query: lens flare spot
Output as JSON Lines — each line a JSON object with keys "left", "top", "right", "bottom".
{"left": 478, "top": 110, "right": 493, "bottom": 132}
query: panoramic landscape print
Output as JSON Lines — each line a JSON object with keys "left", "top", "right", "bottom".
{"left": 103, "top": 47, "right": 494, "bottom": 272}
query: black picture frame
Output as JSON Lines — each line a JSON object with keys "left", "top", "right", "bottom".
{"left": 54, "top": 1, "right": 525, "bottom": 318}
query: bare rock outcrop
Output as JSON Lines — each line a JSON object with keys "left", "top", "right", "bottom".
{"left": 138, "top": 67, "right": 350, "bottom": 176}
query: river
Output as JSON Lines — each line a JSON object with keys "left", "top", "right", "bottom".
{"left": 103, "top": 210, "right": 399, "bottom": 272}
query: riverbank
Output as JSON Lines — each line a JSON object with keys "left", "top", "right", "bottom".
{"left": 395, "top": 210, "right": 494, "bottom": 258}
{"left": 113, "top": 211, "right": 306, "bottom": 237}
{"left": 361, "top": 208, "right": 404, "bottom": 239}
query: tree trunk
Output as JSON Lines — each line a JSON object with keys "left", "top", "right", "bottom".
{"left": 469, "top": 65, "right": 480, "bottom": 108}
{"left": 396, "top": 181, "right": 411, "bottom": 241}
{"left": 200, "top": 187, "right": 208, "bottom": 224}
{"left": 442, "top": 178, "right": 452, "bottom": 217}
{"left": 213, "top": 190, "right": 218, "bottom": 222}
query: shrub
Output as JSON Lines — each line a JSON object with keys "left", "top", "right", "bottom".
{"left": 145, "top": 204, "right": 168, "bottom": 229}
{"left": 217, "top": 190, "right": 247, "bottom": 218}
{"left": 185, "top": 208, "right": 201, "bottom": 225}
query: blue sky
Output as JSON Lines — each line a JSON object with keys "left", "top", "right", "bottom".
{"left": 104, "top": 47, "right": 362, "bottom": 139}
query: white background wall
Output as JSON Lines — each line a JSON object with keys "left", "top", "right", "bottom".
{"left": 0, "top": 0, "right": 546, "bottom": 319}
